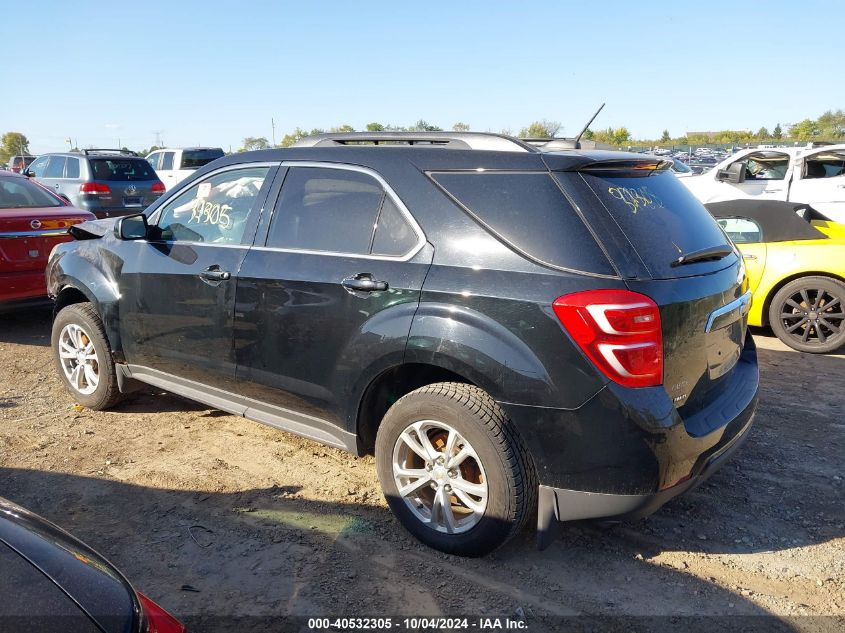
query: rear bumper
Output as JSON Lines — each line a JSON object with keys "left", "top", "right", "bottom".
{"left": 500, "top": 335, "right": 759, "bottom": 549}
{"left": 536, "top": 395, "right": 755, "bottom": 547}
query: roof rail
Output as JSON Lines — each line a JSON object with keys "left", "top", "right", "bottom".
{"left": 80, "top": 148, "right": 138, "bottom": 156}
{"left": 293, "top": 132, "right": 537, "bottom": 153}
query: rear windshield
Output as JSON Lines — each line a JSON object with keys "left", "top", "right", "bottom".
{"left": 430, "top": 172, "right": 614, "bottom": 275}
{"left": 89, "top": 158, "right": 157, "bottom": 181}
{"left": 0, "top": 177, "right": 62, "bottom": 208}
{"left": 571, "top": 170, "right": 732, "bottom": 277}
{"left": 182, "top": 149, "right": 225, "bottom": 170}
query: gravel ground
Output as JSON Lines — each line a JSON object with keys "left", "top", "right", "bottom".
{"left": 0, "top": 307, "right": 842, "bottom": 632}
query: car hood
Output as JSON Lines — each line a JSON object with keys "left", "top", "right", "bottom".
{"left": 0, "top": 497, "right": 140, "bottom": 633}
{"left": 69, "top": 217, "right": 120, "bottom": 240}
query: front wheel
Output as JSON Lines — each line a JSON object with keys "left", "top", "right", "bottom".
{"left": 375, "top": 383, "right": 536, "bottom": 557}
{"left": 768, "top": 276, "right": 845, "bottom": 353}
{"left": 52, "top": 303, "right": 123, "bottom": 409}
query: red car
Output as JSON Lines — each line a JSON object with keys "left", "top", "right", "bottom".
{"left": 1, "top": 171, "right": 95, "bottom": 309}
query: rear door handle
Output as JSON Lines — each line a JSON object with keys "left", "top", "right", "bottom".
{"left": 742, "top": 253, "right": 757, "bottom": 260}
{"left": 342, "top": 274, "right": 388, "bottom": 292}
{"left": 200, "top": 267, "right": 230, "bottom": 282}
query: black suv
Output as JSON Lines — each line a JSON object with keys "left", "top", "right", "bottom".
{"left": 46, "top": 132, "right": 759, "bottom": 556}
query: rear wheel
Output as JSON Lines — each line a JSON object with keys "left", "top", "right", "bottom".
{"left": 769, "top": 276, "right": 845, "bottom": 353}
{"left": 375, "top": 383, "right": 536, "bottom": 557}
{"left": 52, "top": 303, "right": 123, "bottom": 409}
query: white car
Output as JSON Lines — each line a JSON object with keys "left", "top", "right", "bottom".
{"left": 681, "top": 144, "right": 845, "bottom": 222}
{"left": 145, "top": 147, "right": 225, "bottom": 191}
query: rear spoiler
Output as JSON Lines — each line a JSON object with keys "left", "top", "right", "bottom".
{"left": 577, "top": 158, "right": 673, "bottom": 174}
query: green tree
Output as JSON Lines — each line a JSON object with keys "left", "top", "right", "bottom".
{"left": 408, "top": 119, "right": 442, "bottom": 132}
{"left": 241, "top": 136, "right": 270, "bottom": 151}
{"left": 772, "top": 123, "right": 783, "bottom": 139}
{"left": 329, "top": 124, "right": 355, "bottom": 133}
{"left": 452, "top": 122, "right": 470, "bottom": 132}
{"left": 789, "top": 119, "right": 821, "bottom": 140}
{"left": 592, "top": 126, "right": 631, "bottom": 146}
{"left": 755, "top": 127, "right": 770, "bottom": 140}
{"left": 366, "top": 122, "right": 385, "bottom": 132}
{"left": 817, "top": 110, "right": 845, "bottom": 138}
{"left": 660, "top": 129, "right": 671, "bottom": 143}
{"left": 519, "top": 120, "right": 561, "bottom": 138}
{"left": 0, "top": 132, "right": 30, "bottom": 164}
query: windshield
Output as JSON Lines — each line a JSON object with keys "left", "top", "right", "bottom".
{"left": 89, "top": 158, "right": 157, "bottom": 181}
{"left": 182, "top": 149, "right": 224, "bottom": 170}
{"left": 0, "top": 177, "right": 63, "bottom": 209}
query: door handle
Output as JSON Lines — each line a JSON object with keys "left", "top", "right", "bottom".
{"left": 742, "top": 253, "right": 757, "bottom": 260}
{"left": 200, "top": 267, "right": 231, "bottom": 282}
{"left": 342, "top": 274, "right": 388, "bottom": 292}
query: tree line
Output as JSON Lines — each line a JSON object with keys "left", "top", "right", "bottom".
{"left": 3, "top": 109, "right": 843, "bottom": 163}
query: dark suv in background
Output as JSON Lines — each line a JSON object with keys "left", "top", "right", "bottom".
{"left": 26, "top": 150, "right": 164, "bottom": 218}
{"left": 46, "top": 132, "right": 759, "bottom": 556}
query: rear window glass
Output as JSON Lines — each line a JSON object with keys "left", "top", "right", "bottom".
{"left": 89, "top": 158, "right": 156, "bottom": 181}
{"left": 572, "top": 170, "right": 732, "bottom": 277}
{"left": 182, "top": 149, "right": 225, "bottom": 169}
{"left": 0, "top": 177, "right": 62, "bottom": 208}
{"left": 429, "top": 172, "right": 614, "bottom": 274}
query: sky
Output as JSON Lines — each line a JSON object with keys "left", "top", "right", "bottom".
{"left": 3, "top": 0, "right": 844, "bottom": 154}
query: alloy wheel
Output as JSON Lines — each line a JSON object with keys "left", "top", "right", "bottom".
{"left": 778, "top": 287, "right": 844, "bottom": 347}
{"left": 392, "top": 420, "right": 488, "bottom": 534}
{"left": 58, "top": 323, "right": 100, "bottom": 395}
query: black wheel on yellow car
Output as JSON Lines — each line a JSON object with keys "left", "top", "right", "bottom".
{"left": 769, "top": 276, "right": 845, "bottom": 353}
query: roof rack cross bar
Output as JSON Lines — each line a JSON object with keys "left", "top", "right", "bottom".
{"left": 293, "top": 132, "right": 537, "bottom": 153}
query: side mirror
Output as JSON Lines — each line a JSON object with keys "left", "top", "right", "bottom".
{"left": 22, "top": 168, "right": 35, "bottom": 178}
{"left": 716, "top": 162, "right": 745, "bottom": 184}
{"left": 114, "top": 213, "right": 149, "bottom": 240}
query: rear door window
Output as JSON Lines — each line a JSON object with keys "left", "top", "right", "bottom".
{"left": 161, "top": 152, "right": 175, "bottom": 170}
{"left": 44, "top": 157, "right": 66, "bottom": 178}
{"left": 565, "top": 169, "right": 733, "bottom": 278}
{"left": 65, "top": 157, "right": 80, "bottom": 179}
{"left": 429, "top": 171, "right": 614, "bottom": 274}
{"left": 267, "top": 167, "right": 393, "bottom": 256}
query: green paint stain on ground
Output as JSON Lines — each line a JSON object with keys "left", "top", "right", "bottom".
{"left": 237, "top": 507, "right": 372, "bottom": 536}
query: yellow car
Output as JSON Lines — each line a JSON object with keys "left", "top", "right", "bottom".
{"left": 707, "top": 200, "right": 845, "bottom": 353}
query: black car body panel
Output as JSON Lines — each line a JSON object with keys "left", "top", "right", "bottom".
{"left": 0, "top": 497, "right": 140, "bottom": 633}
{"left": 46, "top": 142, "right": 759, "bottom": 543}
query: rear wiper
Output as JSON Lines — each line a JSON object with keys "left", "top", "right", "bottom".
{"left": 671, "top": 245, "right": 733, "bottom": 267}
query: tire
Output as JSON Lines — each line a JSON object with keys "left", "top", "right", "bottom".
{"left": 768, "top": 276, "right": 845, "bottom": 353}
{"left": 52, "top": 303, "right": 123, "bottom": 410}
{"left": 375, "top": 382, "right": 536, "bottom": 557}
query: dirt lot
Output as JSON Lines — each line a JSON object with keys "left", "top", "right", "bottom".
{"left": 0, "top": 307, "right": 842, "bottom": 631}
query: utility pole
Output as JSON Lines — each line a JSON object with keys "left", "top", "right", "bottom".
{"left": 271, "top": 118, "right": 276, "bottom": 147}
{"left": 152, "top": 130, "right": 163, "bottom": 147}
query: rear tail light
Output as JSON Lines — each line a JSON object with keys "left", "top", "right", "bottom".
{"left": 137, "top": 592, "right": 185, "bottom": 633}
{"left": 151, "top": 181, "right": 166, "bottom": 194}
{"left": 553, "top": 289, "right": 663, "bottom": 388}
{"left": 79, "top": 182, "right": 111, "bottom": 195}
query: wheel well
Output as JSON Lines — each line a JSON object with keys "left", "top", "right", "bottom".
{"left": 761, "top": 271, "right": 845, "bottom": 326}
{"left": 356, "top": 364, "right": 473, "bottom": 455}
{"left": 53, "top": 286, "right": 89, "bottom": 317}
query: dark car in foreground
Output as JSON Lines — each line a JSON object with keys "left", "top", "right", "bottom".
{"left": 25, "top": 150, "right": 165, "bottom": 218}
{"left": 0, "top": 171, "right": 94, "bottom": 310}
{"left": 46, "top": 132, "right": 759, "bottom": 556}
{"left": 0, "top": 496, "right": 185, "bottom": 632}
